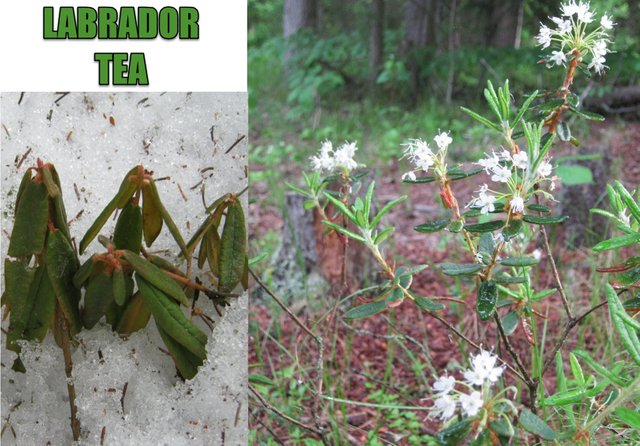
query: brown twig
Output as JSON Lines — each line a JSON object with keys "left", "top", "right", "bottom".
{"left": 249, "top": 384, "right": 323, "bottom": 436}
{"left": 539, "top": 299, "right": 608, "bottom": 378}
{"left": 57, "top": 308, "right": 81, "bottom": 441}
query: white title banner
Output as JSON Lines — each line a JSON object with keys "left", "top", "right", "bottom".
{"left": 0, "top": 1, "right": 247, "bottom": 91}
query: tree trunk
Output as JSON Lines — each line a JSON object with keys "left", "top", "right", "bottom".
{"left": 403, "top": 0, "right": 434, "bottom": 100}
{"left": 283, "top": 0, "right": 318, "bottom": 38}
{"left": 369, "top": 0, "right": 385, "bottom": 90}
{"left": 489, "top": 0, "right": 523, "bottom": 48}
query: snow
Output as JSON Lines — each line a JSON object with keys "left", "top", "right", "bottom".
{"left": 1, "top": 92, "right": 248, "bottom": 445}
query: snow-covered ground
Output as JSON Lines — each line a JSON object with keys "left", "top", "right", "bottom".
{"left": 0, "top": 92, "right": 248, "bottom": 445}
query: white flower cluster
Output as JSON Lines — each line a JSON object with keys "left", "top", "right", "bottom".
{"left": 535, "top": 1, "right": 614, "bottom": 74}
{"left": 469, "top": 149, "right": 553, "bottom": 215}
{"left": 310, "top": 140, "right": 360, "bottom": 174}
{"left": 401, "top": 131, "right": 452, "bottom": 181}
{"left": 430, "top": 350, "right": 505, "bottom": 420}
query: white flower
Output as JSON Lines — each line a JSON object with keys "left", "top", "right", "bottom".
{"left": 550, "top": 50, "right": 567, "bottom": 66}
{"left": 402, "top": 171, "right": 417, "bottom": 181}
{"left": 333, "top": 141, "right": 359, "bottom": 171}
{"left": 404, "top": 139, "right": 435, "bottom": 172}
{"left": 491, "top": 165, "right": 512, "bottom": 183}
{"left": 536, "top": 24, "right": 552, "bottom": 48}
{"left": 561, "top": 1, "right": 580, "bottom": 17}
{"left": 433, "top": 375, "right": 456, "bottom": 395}
{"left": 510, "top": 194, "right": 525, "bottom": 214}
{"left": 577, "top": 5, "right": 594, "bottom": 23}
{"left": 551, "top": 16, "right": 572, "bottom": 34}
{"left": 498, "top": 149, "right": 512, "bottom": 161}
{"left": 532, "top": 249, "right": 542, "bottom": 261}
{"left": 310, "top": 140, "right": 335, "bottom": 172}
{"left": 433, "top": 131, "right": 453, "bottom": 151}
{"left": 466, "top": 350, "right": 505, "bottom": 386}
{"left": 460, "top": 391, "right": 483, "bottom": 417}
{"left": 600, "top": 14, "right": 614, "bottom": 30}
{"left": 478, "top": 193, "right": 496, "bottom": 215}
{"left": 537, "top": 160, "right": 553, "bottom": 177}
{"left": 476, "top": 151, "right": 501, "bottom": 172}
{"left": 593, "top": 40, "right": 608, "bottom": 58}
{"left": 588, "top": 56, "right": 606, "bottom": 74}
{"left": 619, "top": 209, "right": 631, "bottom": 226}
{"left": 512, "top": 151, "right": 529, "bottom": 169}
{"left": 431, "top": 394, "right": 456, "bottom": 420}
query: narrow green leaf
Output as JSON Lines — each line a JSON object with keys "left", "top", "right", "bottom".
{"left": 323, "top": 192, "right": 356, "bottom": 223}
{"left": 370, "top": 195, "right": 407, "bottom": 229}
{"left": 526, "top": 203, "right": 550, "bottom": 213}
{"left": 123, "top": 251, "right": 189, "bottom": 306}
{"left": 519, "top": 408, "right": 556, "bottom": 440}
{"left": 142, "top": 185, "right": 163, "bottom": 247}
{"left": 116, "top": 292, "right": 152, "bottom": 335}
{"left": 374, "top": 227, "right": 394, "bottom": 245}
{"left": 440, "top": 263, "right": 484, "bottom": 276}
{"left": 205, "top": 227, "right": 222, "bottom": 277}
{"left": 614, "top": 180, "right": 640, "bottom": 223}
{"left": 113, "top": 201, "right": 143, "bottom": 253}
{"left": 531, "top": 288, "right": 557, "bottom": 301}
{"left": 343, "top": 301, "right": 387, "bottom": 319}
{"left": 572, "top": 350, "right": 629, "bottom": 387}
{"left": 500, "top": 257, "right": 539, "bottom": 267}
{"left": 615, "top": 309, "right": 640, "bottom": 332}
{"left": 415, "top": 219, "right": 450, "bottom": 233}
{"left": 137, "top": 276, "right": 207, "bottom": 359}
{"left": 523, "top": 214, "right": 569, "bottom": 225}
{"left": 569, "top": 107, "right": 605, "bottom": 121}
{"left": 219, "top": 201, "right": 247, "bottom": 293}
{"left": 113, "top": 267, "right": 126, "bottom": 306}
{"left": 592, "top": 233, "right": 640, "bottom": 252}
{"left": 323, "top": 221, "right": 366, "bottom": 243}
{"left": 614, "top": 407, "right": 640, "bottom": 429}
{"left": 156, "top": 323, "right": 204, "bottom": 380}
{"left": 82, "top": 271, "right": 114, "bottom": 329}
{"left": 364, "top": 181, "right": 375, "bottom": 221}
{"left": 533, "top": 98, "right": 565, "bottom": 112}
{"left": 73, "top": 256, "right": 96, "bottom": 288}
{"left": 460, "top": 106, "right": 501, "bottom": 132}
{"left": 414, "top": 295, "right": 445, "bottom": 312}
{"left": 501, "top": 311, "right": 518, "bottom": 335}
{"left": 502, "top": 219, "right": 523, "bottom": 240}
{"left": 464, "top": 220, "right": 505, "bottom": 233}
{"left": 513, "top": 90, "right": 538, "bottom": 127}
{"left": 45, "top": 229, "right": 82, "bottom": 334}
{"left": 493, "top": 275, "right": 526, "bottom": 284}
{"left": 147, "top": 180, "right": 188, "bottom": 258}
{"left": 8, "top": 178, "right": 49, "bottom": 257}
{"left": 477, "top": 280, "right": 498, "bottom": 320}
{"left": 569, "top": 352, "right": 586, "bottom": 387}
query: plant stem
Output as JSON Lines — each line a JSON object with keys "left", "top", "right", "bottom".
{"left": 539, "top": 299, "right": 608, "bottom": 378}
{"left": 57, "top": 307, "right": 81, "bottom": 441}
{"left": 547, "top": 50, "right": 580, "bottom": 134}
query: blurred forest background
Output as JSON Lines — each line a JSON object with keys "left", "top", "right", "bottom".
{"left": 250, "top": 0, "right": 638, "bottom": 166}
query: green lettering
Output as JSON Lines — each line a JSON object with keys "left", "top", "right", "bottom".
{"left": 158, "top": 7, "right": 178, "bottom": 39}
{"left": 94, "top": 53, "right": 113, "bottom": 85}
{"left": 113, "top": 53, "right": 129, "bottom": 85}
{"left": 43, "top": 7, "right": 58, "bottom": 38}
{"left": 118, "top": 7, "right": 138, "bottom": 39}
{"left": 128, "top": 53, "right": 149, "bottom": 85}
{"left": 179, "top": 7, "right": 199, "bottom": 39}
{"left": 77, "top": 7, "right": 97, "bottom": 39}
{"left": 98, "top": 7, "right": 118, "bottom": 39}
{"left": 58, "top": 7, "right": 77, "bottom": 39}
{"left": 138, "top": 7, "right": 158, "bottom": 39}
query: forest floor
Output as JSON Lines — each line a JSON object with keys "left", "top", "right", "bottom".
{"left": 248, "top": 121, "right": 640, "bottom": 444}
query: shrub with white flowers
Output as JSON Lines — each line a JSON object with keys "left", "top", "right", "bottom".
{"left": 287, "top": 2, "right": 640, "bottom": 444}
{"left": 536, "top": 0, "right": 614, "bottom": 74}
